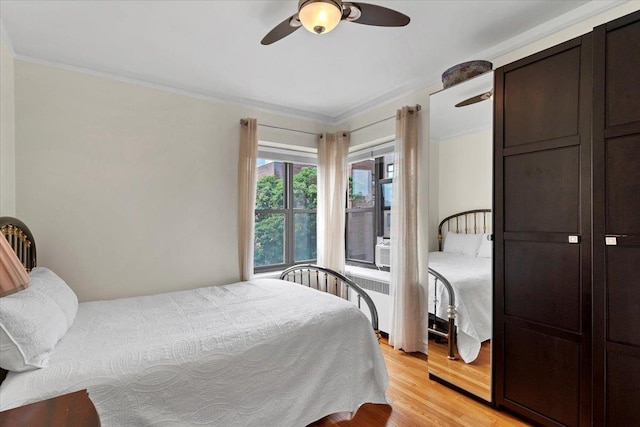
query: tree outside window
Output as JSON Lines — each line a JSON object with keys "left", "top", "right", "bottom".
{"left": 254, "top": 160, "right": 317, "bottom": 270}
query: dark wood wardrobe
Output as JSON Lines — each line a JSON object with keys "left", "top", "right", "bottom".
{"left": 493, "top": 9, "right": 640, "bottom": 427}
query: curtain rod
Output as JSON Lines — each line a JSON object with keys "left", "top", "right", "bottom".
{"left": 240, "top": 103, "right": 421, "bottom": 137}
{"left": 239, "top": 119, "right": 320, "bottom": 137}
{"left": 349, "top": 104, "right": 422, "bottom": 134}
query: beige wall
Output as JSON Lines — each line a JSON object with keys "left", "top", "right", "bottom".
{"left": 14, "top": 61, "right": 326, "bottom": 302}
{"left": 437, "top": 129, "right": 492, "bottom": 221}
{"left": 0, "top": 37, "right": 15, "bottom": 216}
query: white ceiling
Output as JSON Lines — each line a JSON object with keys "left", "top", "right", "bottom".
{"left": 0, "top": 1, "right": 618, "bottom": 123}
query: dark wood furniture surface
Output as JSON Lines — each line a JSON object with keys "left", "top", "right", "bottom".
{"left": 495, "top": 8, "right": 640, "bottom": 426}
{"left": 592, "top": 10, "right": 640, "bottom": 427}
{"left": 0, "top": 390, "right": 100, "bottom": 427}
{"left": 494, "top": 34, "right": 593, "bottom": 426}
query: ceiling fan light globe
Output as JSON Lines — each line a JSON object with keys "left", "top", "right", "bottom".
{"left": 298, "top": 0, "right": 342, "bottom": 35}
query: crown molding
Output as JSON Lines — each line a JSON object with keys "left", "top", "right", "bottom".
{"left": 6, "top": 1, "right": 629, "bottom": 126}
{"left": 332, "top": 0, "right": 628, "bottom": 125}
{"left": 0, "top": 20, "right": 17, "bottom": 57}
{"left": 14, "top": 55, "right": 334, "bottom": 124}
{"left": 470, "top": 0, "right": 626, "bottom": 63}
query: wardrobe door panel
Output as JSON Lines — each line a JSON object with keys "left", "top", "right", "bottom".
{"left": 505, "top": 241, "right": 580, "bottom": 332}
{"left": 495, "top": 34, "right": 592, "bottom": 426}
{"left": 606, "top": 351, "right": 640, "bottom": 426}
{"left": 593, "top": 11, "right": 640, "bottom": 426}
{"left": 504, "top": 147, "right": 579, "bottom": 233}
{"left": 606, "top": 135, "right": 640, "bottom": 234}
{"left": 606, "top": 20, "right": 640, "bottom": 128}
{"left": 504, "top": 324, "right": 580, "bottom": 427}
{"left": 606, "top": 246, "right": 640, "bottom": 347}
{"left": 504, "top": 46, "right": 580, "bottom": 146}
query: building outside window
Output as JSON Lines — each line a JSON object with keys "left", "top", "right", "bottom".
{"left": 254, "top": 159, "right": 317, "bottom": 271}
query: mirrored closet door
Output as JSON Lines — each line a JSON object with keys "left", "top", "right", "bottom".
{"left": 427, "top": 71, "right": 493, "bottom": 402}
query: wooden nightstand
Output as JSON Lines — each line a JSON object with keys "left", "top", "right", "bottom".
{"left": 0, "top": 390, "right": 100, "bottom": 427}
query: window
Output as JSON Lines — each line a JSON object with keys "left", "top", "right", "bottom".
{"left": 345, "top": 153, "right": 394, "bottom": 266}
{"left": 254, "top": 159, "right": 317, "bottom": 271}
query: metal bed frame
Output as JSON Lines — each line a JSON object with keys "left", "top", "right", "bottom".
{"left": 280, "top": 264, "right": 380, "bottom": 338}
{"left": 428, "top": 209, "right": 491, "bottom": 360}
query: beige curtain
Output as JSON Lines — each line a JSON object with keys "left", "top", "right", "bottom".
{"left": 389, "top": 106, "right": 422, "bottom": 352}
{"left": 317, "top": 132, "right": 349, "bottom": 274}
{"left": 238, "top": 118, "right": 258, "bottom": 281}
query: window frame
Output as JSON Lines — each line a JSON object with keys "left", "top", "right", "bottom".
{"left": 254, "top": 161, "right": 317, "bottom": 273}
{"left": 345, "top": 156, "right": 392, "bottom": 267}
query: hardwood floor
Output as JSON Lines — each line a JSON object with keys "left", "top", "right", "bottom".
{"left": 310, "top": 339, "right": 529, "bottom": 426}
{"left": 428, "top": 339, "right": 491, "bottom": 401}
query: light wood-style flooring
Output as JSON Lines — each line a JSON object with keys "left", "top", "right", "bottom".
{"left": 428, "top": 339, "right": 492, "bottom": 401}
{"left": 310, "top": 339, "right": 530, "bottom": 426}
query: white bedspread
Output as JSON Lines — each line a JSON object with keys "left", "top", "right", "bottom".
{"left": 0, "top": 279, "right": 388, "bottom": 426}
{"left": 428, "top": 252, "right": 492, "bottom": 363}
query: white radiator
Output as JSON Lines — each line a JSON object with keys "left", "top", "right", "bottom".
{"left": 346, "top": 272, "right": 390, "bottom": 334}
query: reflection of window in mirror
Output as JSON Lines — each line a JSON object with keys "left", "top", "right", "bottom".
{"left": 383, "top": 212, "right": 391, "bottom": 238}
{"left": 346, "top": 152, "right": 395, "bottom": 265}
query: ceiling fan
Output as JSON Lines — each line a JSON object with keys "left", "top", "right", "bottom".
{"left": 261, "top": 0, "right": 410, "bottom": 45}
{"left": 455, "top": 91, "right": 493, "bottom": 108}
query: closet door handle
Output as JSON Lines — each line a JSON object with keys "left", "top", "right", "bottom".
{"left": 605, "top": 235, "right": 627, "bottom": 246}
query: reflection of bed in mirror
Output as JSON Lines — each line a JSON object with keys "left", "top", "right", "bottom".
{"left": 428, "top": 209, "right": 492, "bottom": 363}
{"left": 427, "top": 209, "right": 492, "bottom": 401}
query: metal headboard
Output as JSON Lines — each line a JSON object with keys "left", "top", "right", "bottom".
{"left": 437, "top": 209, "right": 492, "bottom": 251}
{"left": 280, "top": 264, "right": 380, "bottom": 336}
{"left": 0, "top": 216, "right": 37, "bottom": 272}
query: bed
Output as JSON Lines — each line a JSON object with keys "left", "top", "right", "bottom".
{"left": 0, "top": 217, "right": 388, "bottom": 426}
{"left": 428, "top": 209, "right": 492, "bottom": 363}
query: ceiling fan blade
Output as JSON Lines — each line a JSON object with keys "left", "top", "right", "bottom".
{"left": 261, "top": 14, "right": 301, "bottom": 45}
{"left": 347, "top": 2, "right": 410, "bottom": 27}
{"left": 455, "top": 91, "right": 493, "bottom": 108}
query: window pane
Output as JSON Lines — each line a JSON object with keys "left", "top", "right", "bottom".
{"left": 254, "top": 212, "right": 285, "bottom": 266}
{"left": 383, "top": 154, "right": 395, "bottom": 179}
{"left": 348, "top": 160, "right": 375, "bottom": 209}
{"left": 294, "top": 213, "right": 317, "bottom": 262}
{"left": 346, "top": 211, "right": 375, "bottom": 262}
{"left": 383, "top": 211, "right": 391, "bottom": 239}
{"left": 293, "top": 164, "right": 317, "bottom": 209}
{"left": 256, "top": 159, "right": 284, "bottom": 210}
{"left": 381, "top": 182, "right": 392, "bottom": 209}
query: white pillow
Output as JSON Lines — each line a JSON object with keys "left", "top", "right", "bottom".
{"left": 443, "top": 232, "right": 483, "bottom": 257}
{"left": 0, "top": 280, "right": 69, "bottom": 372}
{"left": 29, "top": 267, "right": 78, "bottom": 327}
{"left": 477, "top": 234, "right": 493, "bottom": 258}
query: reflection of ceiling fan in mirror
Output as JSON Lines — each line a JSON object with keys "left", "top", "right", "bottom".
{"left": 455, "top": 90, "right": 493, "bottom": 108}
{"left": 261, "top": 0, "right": 410, "bottom": 45}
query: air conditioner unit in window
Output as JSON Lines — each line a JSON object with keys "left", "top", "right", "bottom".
{"left": 375, "top": 242, "right": 391, "bottom": 268}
